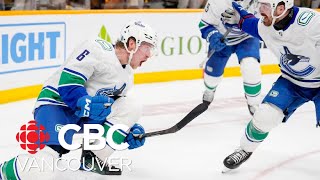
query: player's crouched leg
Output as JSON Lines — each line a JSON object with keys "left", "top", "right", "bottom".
{"left": 81, "top": 96, "right": 143, "bottom": 175}
{"left": 0, "top": 147, "right": 57, "bottom": 180}
{"left": 223, "top": 103, "right": 284, "bottom": 172}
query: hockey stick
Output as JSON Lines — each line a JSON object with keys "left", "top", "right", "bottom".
{"left": 76, "top": 102, "right": 208, "bottom": 148}
{"left": 139, "top": 101, "right": 210, "bottom": 139}
{"left": 138, "top": 30, "right": 233, "bottom": 140}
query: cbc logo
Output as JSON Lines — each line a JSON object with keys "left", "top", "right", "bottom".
{"left": 16, "top": 120, "right": 50, "bottom": 154}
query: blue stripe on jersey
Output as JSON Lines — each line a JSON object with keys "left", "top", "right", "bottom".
{"left": 64, "top": 68, "right": 88, "bottom": 81}
{"left": 281, "top": 70, "right": 320, "bottom": 82}
{"left": 58, "top": 85, "right": 88, "bottom": 110}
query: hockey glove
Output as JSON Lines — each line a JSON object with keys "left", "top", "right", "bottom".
{"left": 222, "top": 2, "right": 255, "bottom": 29}
{"left": 208, "top": 30, "right": 227, "bottom": 52}
{"left": 75, "top": 95, "right": 114, "bottom": 121}
{"left": 125, "top": 124, "right": 146, "bottom": 150}
{"left": 221, "top": 8, "right": 240, "bottom": 28}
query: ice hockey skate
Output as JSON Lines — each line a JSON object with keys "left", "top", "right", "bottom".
{"left": 222, "top": 148, "right": 252, "bottom": 173}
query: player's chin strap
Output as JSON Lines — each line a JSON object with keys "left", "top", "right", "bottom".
{"left": 124, "top": 43, "right": 140, "bottom": 66}
{"left": 127, "top": 51, "right": 134, "bottom": 65}
{"left": 271, "top": 8, "right": 291, "bottom": 26}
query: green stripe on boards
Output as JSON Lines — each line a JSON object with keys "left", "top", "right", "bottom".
{"left": 244, "top": 83, "right": 261, "bottom": 96}
{"left": 2, "top": 157, "right": 18, "bottom": 180}
{"left": 103, "top": 123, "right": 126, "bottom": 144}
{"left": 246, "top": 120, "right": 268, "bottom": 141}
{"left": 59, "top": 71, "right": 86, "bottom": 86}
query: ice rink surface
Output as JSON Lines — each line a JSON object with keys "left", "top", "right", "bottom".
{"left": 1, "top": 74, "right": 319, "bottom": 180}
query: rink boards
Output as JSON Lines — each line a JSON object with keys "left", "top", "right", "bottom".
{"left": 0, "top": 9, "right": 313, "bottom": 103}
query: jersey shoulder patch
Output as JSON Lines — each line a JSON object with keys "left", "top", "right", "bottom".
{"left": 95, "top": 39, "right": 113, "bottom": 51}
{"left": 297, "top": 10, "right": 315, "bottom": 26}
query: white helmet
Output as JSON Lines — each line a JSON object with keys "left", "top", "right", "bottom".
{"left": 119, "top": 20, "right": 157, "bottom": 61}
{"left": 258, "top": 0, "right": 294, "bottom": 18}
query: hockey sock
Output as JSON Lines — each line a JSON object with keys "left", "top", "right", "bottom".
{"left": 0, "top": 157, "right": 20, "bottom": 180}
{"left": 204, "top": 81, "right": 217, "bottom": 91}
{"left": 243, "top": 82, "right": 261, "bottom": 98}
{"left": 245, "top": 120, "right": 269, "bottom": 142}
{"left": 203, "top": 73, "right": 222, "bottom": 91}
{"left": 103, "top": 121, "right": 128, "bottom": 145}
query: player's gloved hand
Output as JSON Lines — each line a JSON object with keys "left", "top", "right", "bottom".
{"left": 75, "top": 95, "right": 114, "bottom": 121}
{"left": 221, "top": 8, "right": 240, "bottom": 28}
{"left": 208, "top": 30, "right": 227, "bottom": 52}
{"left": 125, "top": 124, "right": 146, "bottom": 150}
{"left": 222, "top": 2, "right": 255, "bottom": 29}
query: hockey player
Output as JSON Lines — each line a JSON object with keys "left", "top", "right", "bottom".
{"left": 199, "top": 0, "right": 262, "bottom": 115}
{"left": 0, "top": 20, "right": 157, "bottom": 179}
{"left": 221, "top": 0, "right": 320, "bottom": 172}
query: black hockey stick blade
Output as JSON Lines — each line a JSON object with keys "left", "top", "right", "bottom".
{"left": 140, "top": 102, "right": 209, "bottom": 139}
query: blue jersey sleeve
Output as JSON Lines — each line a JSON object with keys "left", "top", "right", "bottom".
{"left": 199, "top": 19, "right": 220, "bottom": 41}
{"left": 58, "top": 68, "right": 88, "bottom": 110}
{"left": 241, "top": 17, "right": 263, "bottom": 41}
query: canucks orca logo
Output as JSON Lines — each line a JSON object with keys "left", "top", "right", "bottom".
{"left": 96, "top": 83, "right": 126, "bottom": 97}
{"left": 280, "top": 46, "right": 314, "bottom": 77}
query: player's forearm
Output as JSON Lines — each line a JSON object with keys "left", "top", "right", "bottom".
{"left": 199, "top": 20, "right": 219, "bottom": 41}
{"left": 58, "top": 85, "right": 88, "bottom": 110}
{"left": 241, "top": 17, "right": 262, "bottom": 41}
{"left": 57, "top": 68, "right": 89, "bottom": 110}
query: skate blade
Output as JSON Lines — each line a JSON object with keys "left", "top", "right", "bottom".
{"left": 221, "top": 166, "right": 232, "bottom": 174}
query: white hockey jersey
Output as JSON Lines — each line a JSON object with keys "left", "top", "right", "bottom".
{"left": 258, "top": 7, "right": 320, "bottom": 88}
{"left": 200, "top": 0, "right": 257, "bottom": 45}
{"left": 34, "top": 38, "right": 134, "bottom": 109}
